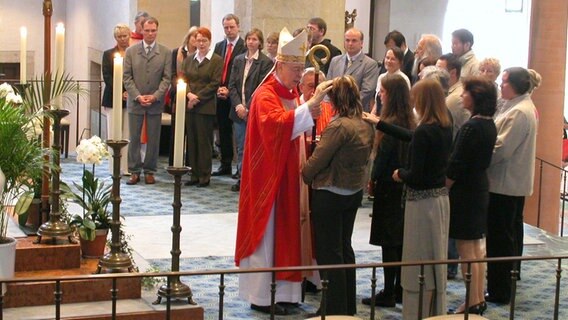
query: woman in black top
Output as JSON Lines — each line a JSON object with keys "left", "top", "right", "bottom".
{"left": 362, "top": 74, "right": 415, "bottom": 307}
{"left": 447, "top": 77, "right": 497, "bottom": 315}
{"left": 364, "top": 79, "right": 453, "bottom": 319}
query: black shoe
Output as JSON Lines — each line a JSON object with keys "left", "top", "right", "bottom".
{"left": 484, "top": 293, "right": 510, "bottom": 304}
{"left": 212, "top": 166, "right": 231, "bottom": 176}
{"left": 361, "top": 289, "right": 396, "bottom": 307}
{"left": 451, "top": 301, "right": 488, "bottom": 315}
{"left": 304, "top": 281, "right": 320, "bottom": 294}
{"left": 251, "top": 303, "right": 288, "bottom": 315}
{"left": 184, "top": 180, "right": 199, "bottom": 186}
{"left": 232, "top": 172, "right": 240, "bottom": 179}
{"left": 231, "top": 183, "right": 240, "bottom": 192}
{"left": 197, "top": 180, "right": 210, "bottom": 188}
{"left": 395, "top": 288, "right": 403, "bottom": 304}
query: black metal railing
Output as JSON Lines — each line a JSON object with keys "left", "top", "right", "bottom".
{"left": 535, "top": 157, "right": 567, "bottom": 236}
{"left": 1, "top": 255, "right": 566, "bottom": 320}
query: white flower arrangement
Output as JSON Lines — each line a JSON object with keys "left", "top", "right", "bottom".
{"left": 0, "top": 82, "right": 23, "bottom": 104}
{"left": 0, "top": 82, "right": 13, "bottom": 99}
{"left": 76, "top": 136, "right": 110, "bottom": 165}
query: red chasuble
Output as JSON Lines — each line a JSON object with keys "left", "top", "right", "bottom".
{"left": 235, "top": 73, "right": 303, "bottom": 281}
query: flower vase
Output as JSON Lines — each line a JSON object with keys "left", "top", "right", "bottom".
{"left": 0, "top": 237, "right": 17, "bottom": 295}
{"left": 80, "top": 229, "right": 109, "bottom": 258}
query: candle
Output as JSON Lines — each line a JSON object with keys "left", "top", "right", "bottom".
{"left": 173, "top": 79, "right": 187, "bottom": 167}
{"left": 55, "top": 23, "right": 65, "bottom": 76}
{"left": 112, "top": 53, "right": 123, "bottom": 140}
{"left": 20, "top": 27, "right": 27, "bottom": 84}
{"left": 55, "top": 23, "right": 65, "bottom": 109}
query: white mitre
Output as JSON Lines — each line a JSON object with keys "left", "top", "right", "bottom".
{"left": 276, "top": 27, "right": 308, "bottom": 64}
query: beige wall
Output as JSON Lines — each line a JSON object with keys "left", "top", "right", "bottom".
{"left": 137, "top": 0, "right": 190, "bottom": 49}
{"left": 234, "top": 0, "right": 344, "bottom": 54}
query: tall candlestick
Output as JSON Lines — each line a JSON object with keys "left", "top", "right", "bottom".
{"left": 112, "top": 53, "right": 123, "bottom": 140}
{"left": 20, "top": 27, "right": 27, "bottom": 84}
{"left": 55, "top": 23, "right": 65, "bottom": 109}
{"left": 173, "top": 80, "right": 187, "bottom": 167}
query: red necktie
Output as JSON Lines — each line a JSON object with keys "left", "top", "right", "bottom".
{"left": 221, "top": 42, "right": 233, "bottom": 84}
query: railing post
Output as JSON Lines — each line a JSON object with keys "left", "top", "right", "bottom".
{"left": 54, "top": 280, "right": 62, "bottom": 320}
{"left": 562, "top": 170, "right": 567, "bottom": 237}
{"left": 0, "top": 285, "right": 4, "bottom": 320}
{"left": 166, "top": 276, "right": 171, "bottom": 320}
{"left": 537, "top": 159, "right": 544, "bottom": 227}
{"left": 320, "top": 274, "right": 329, "bottom": 320}
{"left": 111, "top": 277, "right": 118, "bottom": 320}
{"left": 509, "top": 268, "right": 519, "bottom": 320}
{"left": 270, "top": 272, "right": 276, "bottom": 320}
{"left": 417, "top": 264, "right": 425, "bottom": 320}
{"left": 463, "top": 262, "right": 472, "bottom": 320}
{"left": 218, "top": 274, "right": 225, "bottom": 320}
{"left": 554, "top": 258, "right": 562, "bottom": 320}
{"left": 370, "top": 266, "right": 377, "bottom": 320}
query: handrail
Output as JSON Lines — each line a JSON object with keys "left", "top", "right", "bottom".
{"left": 534, "top": 156, "right": 567, "bottom": 236}
{"left": 1, "top": 254, "right": 566, "bottom": 284}
{"left": 1, "top": 255, "right": 566, "bottom": 320}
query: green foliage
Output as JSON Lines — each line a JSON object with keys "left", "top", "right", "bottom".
{"left": 63, "top": 170, "right": 112, "bottom": 241}
{"left": 21, "top": 71, "right": 86, "bottom": 113}
{"left": 0, "top": 99, "right": 48, "bottom": 241}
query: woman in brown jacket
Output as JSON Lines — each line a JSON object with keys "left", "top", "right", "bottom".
{"left": 302, "top": 75, "right": 374, "bottom": 316}
{"left": 182, "top": 27, "right": 223, "bottom": 187}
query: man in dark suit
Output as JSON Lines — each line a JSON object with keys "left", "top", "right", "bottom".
{"left": 123, "top": 17, "right": 171, "bottom": 185}
{"left": 379, "top": 30, "right": 414, "bottom": 80}
{"left": 213, "top": 14, "right": 247, "bottom": 177}
{"left": 327, "top": 28, "right": 379, "bottom": 112}
{"left": 306, "top": 17, "right": 342, "bottom": 75}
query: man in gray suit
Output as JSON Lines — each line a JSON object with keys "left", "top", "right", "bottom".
{"left": 123, "top": 17, "right": 171, "bottom": 185}
{"left": 327, "top": 28, "right": 379, "bottom": 112}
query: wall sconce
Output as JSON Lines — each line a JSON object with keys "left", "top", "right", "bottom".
{"left": 505, "top": 0, "right": 523, "bottom": 13}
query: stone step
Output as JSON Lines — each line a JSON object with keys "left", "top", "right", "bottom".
{"left": 15, "top": 236, "right": 81, "bottom": 272}
{"left": 3, "top": 292, "right": 203, "bottom": 320}
{"left": 4, "top": 259, "right": 141, "bottom": 308}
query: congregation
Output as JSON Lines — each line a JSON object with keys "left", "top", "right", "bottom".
{"left": 100, "top": 12, "right": 541, "bottom": 319}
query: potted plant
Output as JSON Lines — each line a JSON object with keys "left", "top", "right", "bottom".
{"left": 63, "top": 136, "right": 112, "bottom": 258}
{"left": 0, "top": 83, "right": 46, "bottom": 294}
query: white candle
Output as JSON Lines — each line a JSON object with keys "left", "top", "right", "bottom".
{"left": 112, "top": 53, "right": 123, "bottom": 140}
{"left": 55, "top": 23, "right": 65, "bottom": 109}
{"left": 20, "top": 27, "right": 27, "bottom": 84}
{"left": 55, "top": 23, "right": 65, "bottom": 76}
{"left": 173, "top": 79, "right": 187, "bottom": 167}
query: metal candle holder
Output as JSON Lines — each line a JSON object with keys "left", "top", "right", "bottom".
{"left": 96, "top": 139, "right": 133, "bottom": 273}
{"left": 154, "top": 166, "right": 194, "bottom": 304}
{"left": 36, "top": 109, "right": 74, "bottom": 244}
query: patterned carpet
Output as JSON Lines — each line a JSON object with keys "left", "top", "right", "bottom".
{"left": 59, "top": 155, "right": 568, "bottom": 319}
{"left": 60, "top": 155, "right": 241, "bottom": 216}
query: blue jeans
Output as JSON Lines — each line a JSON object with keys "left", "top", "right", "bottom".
{"left": 233, "top": 121, "right": 246, "bottom": 174}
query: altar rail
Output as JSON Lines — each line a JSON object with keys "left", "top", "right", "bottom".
{"left": 535, "top": 157, "right": 568, "bottom": 237}
{"left": 1, "top": 255, "right": 566, "bottom": 320}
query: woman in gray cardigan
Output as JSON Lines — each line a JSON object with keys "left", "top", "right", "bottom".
{"left": 302, "top": 75, "right": 374, "bottom": 316}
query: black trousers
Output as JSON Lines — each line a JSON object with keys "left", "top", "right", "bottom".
{"left": 486, "top": 192, "right": 525, "bottom": 300}
{"left": 311, "top": 189, "right": 361, "bottom": 316}
{"left": 216, "top": 98, "right": 233, "bottom": 167}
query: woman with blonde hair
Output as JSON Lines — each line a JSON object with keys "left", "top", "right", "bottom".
{"left": 364, "top": 79, "right": 453, "bottom": 318}
{"left": 302, "top": 75, "right": 374, "bottom": 316}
